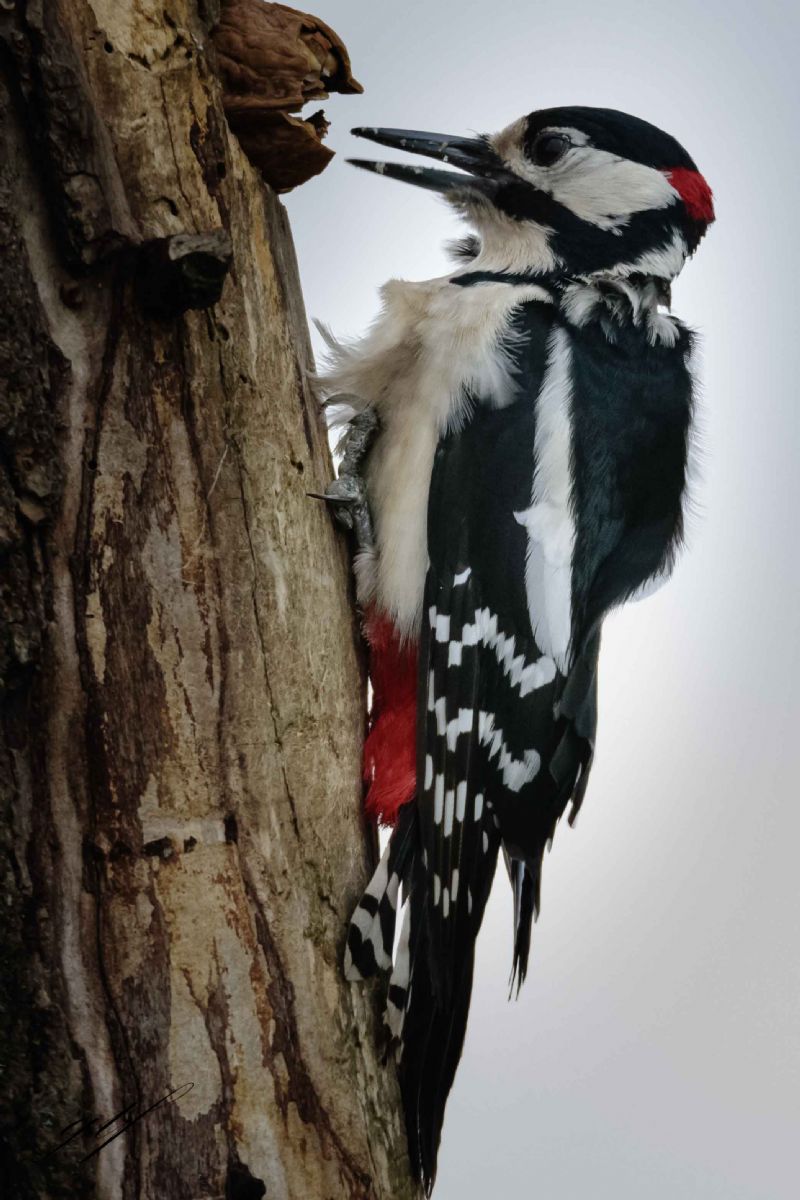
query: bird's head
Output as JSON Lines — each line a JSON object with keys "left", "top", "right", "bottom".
{"left": 350, "top": 106, "right": 714, "bottom": 281}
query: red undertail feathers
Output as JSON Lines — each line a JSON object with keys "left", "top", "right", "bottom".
{"left": 362, "top": 608, "right": 417, "bottom": 826}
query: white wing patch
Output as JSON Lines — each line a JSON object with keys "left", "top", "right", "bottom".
{"left": 477, "top": 711, "right": 541, "bottom": 793}
{"left": 515, "top": 325, "right": 576, "bottom": 673}
{"left": 430, "top": 604, "right": 557, "bottom": 696}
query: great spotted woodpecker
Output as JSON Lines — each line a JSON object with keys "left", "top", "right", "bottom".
{"left": 318, "top": 106, "right": 714, "bottom": 1193}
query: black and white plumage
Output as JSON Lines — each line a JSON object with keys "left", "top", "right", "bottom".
{"left": 323, "top": 106, "right": 713, "bottom": 1193}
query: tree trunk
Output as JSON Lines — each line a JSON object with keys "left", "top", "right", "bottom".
{"left": 0, "top": 3, "right": 416, "bottom": 1198}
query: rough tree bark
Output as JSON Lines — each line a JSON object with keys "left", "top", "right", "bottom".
{"left": 0, "top": 3, "right": 417, "bottom": 1198}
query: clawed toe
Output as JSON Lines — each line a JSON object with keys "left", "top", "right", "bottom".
{"left": 323, "top": 474, "right": 373, "bottom": 547}
{"left": 322, "top": 476, "right": 366, "bottom": 531}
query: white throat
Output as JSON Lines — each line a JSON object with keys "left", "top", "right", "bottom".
{"left": 451, "top": 202, "right": 561, "bottom": 277}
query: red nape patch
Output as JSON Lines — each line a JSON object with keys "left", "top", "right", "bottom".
{"left": 362, "top": 609, "right": 417, "bottom": 827}
{"left": 664, "top": 167, "right": 715, "bottom": 223}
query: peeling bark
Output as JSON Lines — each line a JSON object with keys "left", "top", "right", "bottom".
{"left": 0, "top": 3, "right": 417, "bottom": 1198}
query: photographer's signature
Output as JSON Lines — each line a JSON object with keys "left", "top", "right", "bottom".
{"left": 49, "top": 1082, "right": 194, "bottom": 1163}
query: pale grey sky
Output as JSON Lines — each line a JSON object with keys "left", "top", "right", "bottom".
{"left": 286, "top": 3, "right": 800, "bottom": 1196}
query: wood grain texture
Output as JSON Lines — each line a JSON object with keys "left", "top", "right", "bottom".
{"left": 0, "top": 2, "right": 417, "bottom": 1197}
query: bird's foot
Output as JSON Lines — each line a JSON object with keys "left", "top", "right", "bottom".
{"left": 323, "top": 473, "right": 374, "bottom": 550}
{"left": 318, "top": 405, "right": 379, "bottom": 553}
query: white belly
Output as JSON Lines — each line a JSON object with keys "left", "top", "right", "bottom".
{"left": 319, "top": 274, "right": 551, "bottom": 636}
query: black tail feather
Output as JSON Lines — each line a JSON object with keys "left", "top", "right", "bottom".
{"left": 398, "top": 833, "right": 498, "bottom": 1193}
{"left": 509, "top": 859, "right": 537, "bottom": 993}
{"left": 398, "top": 915, "right": 478, "bottom": 1194}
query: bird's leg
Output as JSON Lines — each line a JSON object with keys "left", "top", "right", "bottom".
{"left": 337, "top": 404, "right": 379, "bottom": 477}
{"left": 322, "top": 403, "right": 379, "bottom": 553}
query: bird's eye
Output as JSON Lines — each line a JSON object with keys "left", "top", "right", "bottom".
{"left": 531, "top": 133, "right": 571, "bottom": 166}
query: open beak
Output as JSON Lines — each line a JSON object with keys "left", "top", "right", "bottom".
{"left": 348, "top": 126, "right": 504, "bottom": 198}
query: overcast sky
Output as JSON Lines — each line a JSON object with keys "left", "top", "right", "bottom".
{"left": 285, "top": 3, "right": 800, "bottom": 1196}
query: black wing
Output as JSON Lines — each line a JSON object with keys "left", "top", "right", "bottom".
{"left": 418, "top": 386, "right": 599, "bottom": 997}
{"left": 398, "top": 374, "right": 600, "bottom": 1191}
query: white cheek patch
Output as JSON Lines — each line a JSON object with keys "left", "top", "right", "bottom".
{"left": 547, "top": 149, "right": 679, "bottom": 227}
{"left": 490, "top": 121, "right": 679, "bottom": 229}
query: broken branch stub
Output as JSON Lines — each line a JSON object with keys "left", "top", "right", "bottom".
{"left": 136, "top": 230, "right": 234, "bottom": 319}
{"left": 212, "top": 0, "right": 363, "bottom": 191}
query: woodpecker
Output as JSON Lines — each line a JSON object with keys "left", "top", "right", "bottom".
{"left": 319, "top": 106, "right": 714, "bottom": 1193}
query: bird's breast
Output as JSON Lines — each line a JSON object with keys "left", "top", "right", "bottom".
{"left": 364, "top": 277, "right": 552, "bottom": 635}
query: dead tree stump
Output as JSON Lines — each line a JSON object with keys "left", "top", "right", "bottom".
{"left": 0, "top": 2, "right": 417, "bottom": 1197}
